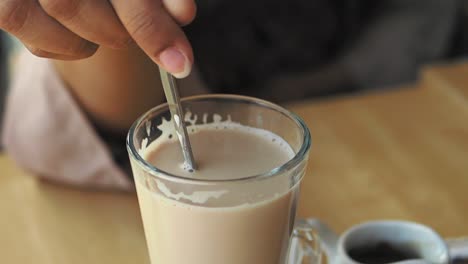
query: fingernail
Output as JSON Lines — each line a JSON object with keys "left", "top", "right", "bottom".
{"left": 159, "top": 47, "right": 191, "bottom": 78}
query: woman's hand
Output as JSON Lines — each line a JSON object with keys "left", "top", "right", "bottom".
{"left": 0, "top": 0, "right": 195, "bottom": 77}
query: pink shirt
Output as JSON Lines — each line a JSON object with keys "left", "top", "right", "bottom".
{"left": 2, "top": 52, "right": 133, "bottom": 191}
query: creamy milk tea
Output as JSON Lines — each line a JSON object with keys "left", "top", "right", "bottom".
{"left": 135, "top": 120, "right": 300, "bottom": 264}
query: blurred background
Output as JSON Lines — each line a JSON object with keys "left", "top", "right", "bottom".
{"left": 0, "top": 0, "right": 468, "bottom": 148}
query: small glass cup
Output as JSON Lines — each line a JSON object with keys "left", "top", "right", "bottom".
{"left": 127, "top": 94, "right": 320, "bottom": 264}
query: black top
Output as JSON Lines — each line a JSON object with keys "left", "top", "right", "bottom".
{"left": 185, "top": 0, "right": 458, "bottom": 101}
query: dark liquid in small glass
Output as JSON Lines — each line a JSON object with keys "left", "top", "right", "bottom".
{"left": 348, "top": 242, "right": 419, "bottom": 264}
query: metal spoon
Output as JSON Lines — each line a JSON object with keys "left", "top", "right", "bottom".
{"left": 159, "top": 68, "right": 197, "bottom": 171}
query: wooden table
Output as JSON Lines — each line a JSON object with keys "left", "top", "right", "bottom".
{"left": 1, "top": 63, "right": 468, "bottom": 263}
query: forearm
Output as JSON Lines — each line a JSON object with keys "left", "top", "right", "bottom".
{"left": 54, "top": 44, "right": 165, "bottom": 135}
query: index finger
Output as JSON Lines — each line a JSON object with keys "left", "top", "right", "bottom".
{"left": 109, "top": 0, "right": 193, "bottom": 78}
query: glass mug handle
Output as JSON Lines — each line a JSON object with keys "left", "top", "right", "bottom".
{"left": 288, "top": 219, "right": 323, "bottom": 264}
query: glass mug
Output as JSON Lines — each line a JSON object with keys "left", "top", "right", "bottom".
{"left": 127, "top": 94, "right": 321, "bottom": 264}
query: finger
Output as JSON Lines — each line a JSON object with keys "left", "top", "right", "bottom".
{"left": 109, "top": 0, "right": 193, "bottom": 78}
{"left": 25, "top": 45, "right": 91, "bottom": 60}
{"left": 39, "top": 0, "right": 131, "bottom": 49}
{"left": 161, "top": 0, "right": 196, "bottom": 26}
{"left": 0, "top": 0, "right": 97, "bottom": 58}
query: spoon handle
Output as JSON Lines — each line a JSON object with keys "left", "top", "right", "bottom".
{"left": 159, "top": 68, "right": 197, "bottom": 171}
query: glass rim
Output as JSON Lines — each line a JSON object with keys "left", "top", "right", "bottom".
{"left": 126, "top": 94, "right": 311, "bottom": 185}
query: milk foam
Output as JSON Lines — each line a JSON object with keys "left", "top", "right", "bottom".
{"left": 138, "top": 112, "right": 295, "bottom": 205}
{"left": 139, "top": 112, "right": 294, "bottom": 170}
